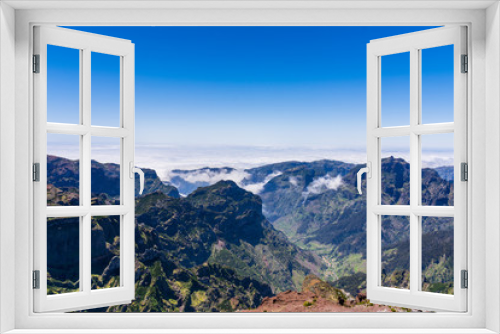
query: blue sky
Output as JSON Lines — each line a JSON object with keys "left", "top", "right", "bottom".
{"left": 47, "top": 26, "right": 454, "bottom": 175}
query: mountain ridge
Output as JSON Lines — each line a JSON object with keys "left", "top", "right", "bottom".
{"left": 47, "top": 155, "right": 180, "bottom": 207}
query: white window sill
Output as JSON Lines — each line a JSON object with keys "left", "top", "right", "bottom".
{"left": 4, "top": 330, "right": 498, "bottom": 334}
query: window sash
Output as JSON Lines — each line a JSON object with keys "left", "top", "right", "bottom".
{"left": 33, "top": 26, "right": 136, "bottom": 313}
{"left": 366, "top": 26, "right": 468, "bottom": 312}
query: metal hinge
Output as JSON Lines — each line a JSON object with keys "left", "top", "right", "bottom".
{"left": 461, "top": 54, "right": 468, "bottom": 73}
{"left": 461, "top": 162, "right": 468, "bottom": 182}
{"left": 33, "top": 270, "right": 40, "bottom": 289}
{"left": 461, "top": 270, "right": 468, "bottom": 289}
{"left": 33, "top": 163, "right": 40, "bottom": 182}
{"left": 33, "top": 54, "right": 40, "bottom": 73}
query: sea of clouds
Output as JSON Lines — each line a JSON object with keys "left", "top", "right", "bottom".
{"left": 133, "top": 144, "right": 368, "bottom": 180}
{"left": 166, "top": 167, "right": 279, "bottom": 196}
{"left": 167, "top": 166, "right": 346, "bottom": 197}
{"left": 47, "top": 141, "right": 454, "bottom": 190}
{"left": 171, "top": 168, "right": 250, "bottom": 186}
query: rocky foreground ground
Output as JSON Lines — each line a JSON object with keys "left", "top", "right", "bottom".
{"left": 242, "top": 275, "right": 423, "bottom": 313}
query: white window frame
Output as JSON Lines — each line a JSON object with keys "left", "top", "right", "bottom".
{"left": 33, "top": 26, "right": 136, "bottom": 313}
{"left": 0, "top": 2, "right": 499, "bottom": 333}
{"left": 365, "top": 26, "right": 468, "bottom": 312}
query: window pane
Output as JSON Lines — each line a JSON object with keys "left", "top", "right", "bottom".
{"left": 47, "top": 45, "right": 80, "bottom": 124}
{"left": 421, "top": 133, "right": 454, "bottom": 206}
{"left": 381, "top": 215, "right": 410, "bottom": 290}
{"left": 47, "top": 217, "right": 80, "bottom": 295}
{"left": 381, "top": 52, "right": 410, "bottom": 127}
{"left": 91, "top": 216, "right": 121, "bottom": 290}
{"left": 91, "top": 52, "right": 120, "bottom": 127}
{"left": 421, "top": 45, "right": 454, "bottom": 124}
{"left": 421, "top": 216, "right": 454, "bottom": 295}
{"left": 91, "top": 137, "right": 121, "bottom": 205}
{"left": 381, "top": 136, "right": 410, "bottom": 205}
{"left": 47, "top": 133, "right": 80, "bottom": 206}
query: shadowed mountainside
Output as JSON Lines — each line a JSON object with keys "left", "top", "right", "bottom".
{"left": 46, "top": 155, "right": 180, "bottom": 206}
{"left": 134, "top": 181, "right": 324, "bottom": 293}
{"left": 47, "top": 172, "right": 323, "bottom": 311}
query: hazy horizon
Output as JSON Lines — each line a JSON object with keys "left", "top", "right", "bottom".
{"left": 48, "top": 142, "right": 452, "bottom": 182}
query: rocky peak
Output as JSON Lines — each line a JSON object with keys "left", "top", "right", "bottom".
{"left": 302, "top": 274, "right": 350, "bottom": 305}
{"left": 188, "top": 180, "right": 262, "bottom": 211}
{"left": 186, "top": 180, "right": 266, "bottom": 245}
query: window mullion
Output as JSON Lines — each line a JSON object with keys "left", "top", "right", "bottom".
{"left": 372, "top": 126, "right": 411, "bottom": 137}
{"left": 46, "top": 124, "right": 130, "bottom": 138}
{"left": 409, "top": 47, "right": 420, "bottom": 295}
{"left": 413, "top": 123, "right": 454, "bottom": 135}
{"left": 90, "top": 127, "right": 129, "bottom": 137}
{"left": 81, "top": 48, "right": 92, "bottom": 294}
{"left": 46, "top": 123, "right": 88, "bottom": 135}
{"left": 372, "top": 205, "right": 411, "bottom": 215}
{"left": 81, "top": 214, "right": 91, "bottom": 293}
{"left": 90, "top": 205, "right": 129, "bottom": 216}
{"left": 373, "top": 205, "right": 454, "bottom": 217}
{"left": 45, "top": 205, "right": 129, "bottom": 218}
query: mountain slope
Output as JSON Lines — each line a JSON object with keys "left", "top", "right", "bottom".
{"left": 47, "top": 191, "right": 275, "bottom": 312}
{"left": 135, "top": 181, "right": 324, "bottom": 293}
{"left": 47, "top": 178, "right": 324, "bottom": 311}
{"left": 47, "top": 155, "right": 179, "bottom": 206}
{"left": 48, "top": 213, "right": 273, "bottom": 312}
{"left": 255, "top": 157, "right": 454, "bottom": 291}
{"left": 159, "top": 157, "right": 455, "bottom": 292}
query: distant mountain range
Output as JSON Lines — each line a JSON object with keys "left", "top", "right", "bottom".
{"left": 47, "top": 155, "right": 180, "bottom": 206}
{"left": 162, "top": 157, "right": 455, "bottom": 293}
{"left": 46, "top": 155, "right": 455, "bottom": 312}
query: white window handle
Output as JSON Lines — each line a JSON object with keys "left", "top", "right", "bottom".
{"left": 129, "top": 162, "right": 145, "bottom": 195}
{"left": 357, "top": 162, "right": 371, "bottom": 195}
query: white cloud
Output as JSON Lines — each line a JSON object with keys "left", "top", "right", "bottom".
{"left": 305, "top": 174, "right": 343, "bottom": 195}
{"left": 169, "top": 168, "right": 250, "bottom": 186}
{"left": 421, "top": 154, "right": 454, "bottom": 168}
{"left": 166, "top": 168, "right": 281, "bottom": 195}
{"left": 242, "top": 171, "right": 282, "bottom": 194}
{"left": 289, "top": 176, "right": 299, "bottom": 186}
{"left": 382, "top": 149, "right": 454, "bottom": 169}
